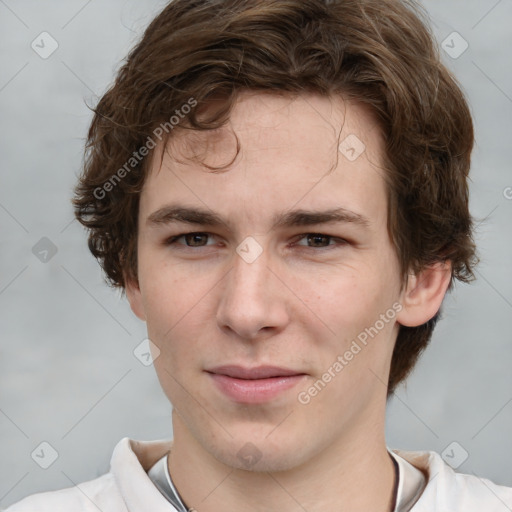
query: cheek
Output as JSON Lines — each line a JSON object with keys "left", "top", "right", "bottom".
{"left": 139, "top": 252, "right": 202, "bottom": 325}
{"left": 296, "top": 257, "right": 401, "bottom": 368}
{"left": 139, "top": 260, "right": 219, "bottom": 361}
{"left": 298, "top": 265, "right": 385, "bottom": 328}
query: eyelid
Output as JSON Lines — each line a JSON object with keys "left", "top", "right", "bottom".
{"left": 291, "top": 233, "right": 348, "bottom": 248}
{"left": 165, "top": 231, "right": 218, "bottom": 246}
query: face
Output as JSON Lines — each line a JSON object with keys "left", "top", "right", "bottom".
{"left": 127, "top": 92, "right": 407, "bottom": 472}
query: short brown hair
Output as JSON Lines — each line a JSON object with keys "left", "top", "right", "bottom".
{"left": 73, "top": 0, "right": 477, "bottom": 395}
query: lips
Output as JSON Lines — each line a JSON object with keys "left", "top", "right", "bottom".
{"left": 207, "top": 365, "right": 303, "bottom": 379}
{"left": 206, "top": 365, "right": 307, "bottom": 403}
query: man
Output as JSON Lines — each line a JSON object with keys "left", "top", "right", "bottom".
{"left": 6, "top": 0, "right": 511, "bottom": 511}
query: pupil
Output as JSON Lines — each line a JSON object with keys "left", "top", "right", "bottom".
{"left": 309, "top": 234, "right": 329, "bottom": 247}
{"left": 187, "top": 233, "right": 207, "bottom": 246}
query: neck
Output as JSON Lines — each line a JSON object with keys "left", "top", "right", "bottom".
{"left": 168, "top": 411, "right": 396, "bottom": 512}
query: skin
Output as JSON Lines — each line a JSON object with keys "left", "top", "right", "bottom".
{"left": 126, "top": 91, "right": 451, "bottom": 512}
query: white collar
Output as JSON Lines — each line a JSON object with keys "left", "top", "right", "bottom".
{"left": 143, "top": 441, "right": 427, "bottom": 512}
{"left": 111, "top": 438, "right": 512, "bottom": 511}
{"left": 389, "top": 449, "right": 427, "bottom": 512}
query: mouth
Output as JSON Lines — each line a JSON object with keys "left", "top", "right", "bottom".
{"left": 205, "top": 365, "right": 307, "bottom": 404}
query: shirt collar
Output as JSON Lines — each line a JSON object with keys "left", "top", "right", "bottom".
{"left": 114, "top": 438, "right": 430, "bottom": 512}
{"left": 388, "top": 449, "right": 428, "bottom": 512}
{"left": 111, "top": 437, "right": 176, "bottom": 512}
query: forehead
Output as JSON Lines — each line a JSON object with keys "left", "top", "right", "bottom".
{"left": 140, "top": 92, "right": 387, "bottom": 231}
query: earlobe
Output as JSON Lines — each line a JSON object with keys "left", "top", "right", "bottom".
{"left": 396, "top": 261, "right": 452, "bottom": 328}
{"left": 125, "top": 278, "right": 147, "bottom": 321}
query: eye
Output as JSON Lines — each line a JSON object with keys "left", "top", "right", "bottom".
{"left": 165, "top": 232, "right": 216, "bottom": 247}
{"left": 294, "top": 233, "right": 346, "bottom": 248}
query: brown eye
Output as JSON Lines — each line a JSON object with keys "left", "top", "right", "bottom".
{"left": 164, "top": 231, "right": 220, "bottom": 249}
{"left": 306, "top": 234, "right": 332, "bottom": 247}
{"left": 293, "top": 233, "right": 348, "bottom": 250}
{"left": 183, "top": 233, "right": 209, "bottom": 246}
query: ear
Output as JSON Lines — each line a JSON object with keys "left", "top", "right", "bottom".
{"left": 125, "top": 277, "right": 146, "bottom": 321}
{"left": 396, "top": 261, "right": 452, "bottom": 327}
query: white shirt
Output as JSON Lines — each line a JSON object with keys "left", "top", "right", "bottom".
{"left": 4, "top": 437, "right": 512, "bottom": 511}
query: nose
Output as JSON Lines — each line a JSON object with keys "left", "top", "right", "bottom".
{"left": 216, "top": 245, "right": 290, "bottom": 341}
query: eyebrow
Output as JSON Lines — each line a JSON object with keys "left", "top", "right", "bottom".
{"left": 146, "top": 205, "right": 370, "bottom": 230}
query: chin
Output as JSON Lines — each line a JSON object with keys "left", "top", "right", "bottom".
{"left": 203, "top": 430, "right": 314, "bottom": 473}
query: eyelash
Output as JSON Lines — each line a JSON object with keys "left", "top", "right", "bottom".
{"left": 164, "top": 232, "right": 348, "bottom": 250}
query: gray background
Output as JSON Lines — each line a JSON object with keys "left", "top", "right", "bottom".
{"left": 0, "top": 0, "right": 511, "bottom": 508}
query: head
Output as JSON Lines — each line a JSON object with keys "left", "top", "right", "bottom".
{"left": 74, "top": 0, "right": 476, "bottom": 470}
